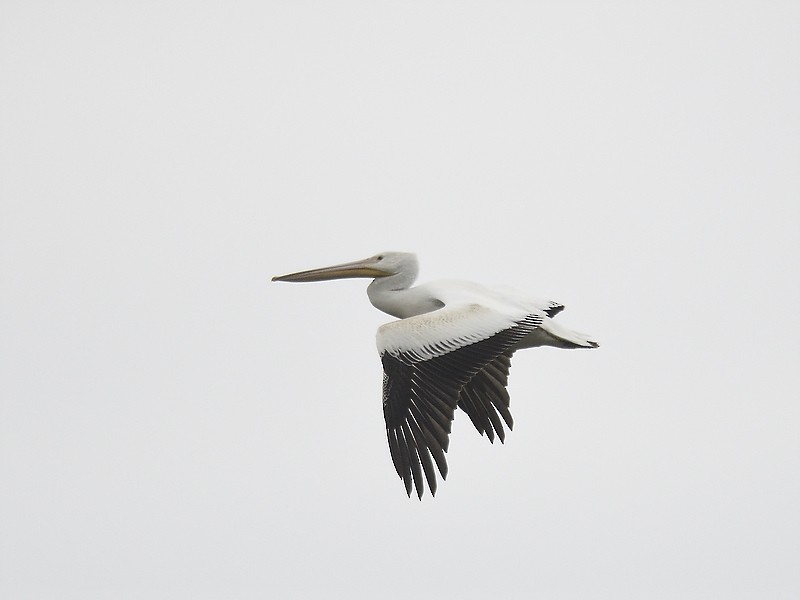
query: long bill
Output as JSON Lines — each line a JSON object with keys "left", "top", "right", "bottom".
{"left": 271, "top": 257, "right": 391, "bottom": 283}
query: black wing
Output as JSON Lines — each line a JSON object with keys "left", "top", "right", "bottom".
{"left": 457, "top": 351, "right": 515, "bottom": 443}
{"left": 381, "top": 314, "right": 541, "bottom": 499}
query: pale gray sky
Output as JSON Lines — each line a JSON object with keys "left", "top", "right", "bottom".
{"left": 1, "top": 2, "right": 799, "bottom": 599}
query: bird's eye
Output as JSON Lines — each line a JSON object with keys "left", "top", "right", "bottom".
{"left": 377, "top": 255, "right": 384, "bottom": 260}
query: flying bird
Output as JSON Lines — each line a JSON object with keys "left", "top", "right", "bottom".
{"left": 272, "top": 252, "right": 598, "bottom": 498}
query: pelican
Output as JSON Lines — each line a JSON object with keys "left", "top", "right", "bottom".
{"left": 272, "top": 252, "right": 598, "bottom": 498}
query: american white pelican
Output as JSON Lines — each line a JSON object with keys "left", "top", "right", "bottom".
{"left": 272, "top": 252, "right": 598, "bottom": 498}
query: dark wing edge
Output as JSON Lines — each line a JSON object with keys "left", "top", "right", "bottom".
{"left": 545, "top": 302, "right": 564, "bottom": 318}
{"left": 457, "top": 351, "right": 515, "bottom": 443}
{"left": 381, "top": 314, "right": 542, "bottom": 499}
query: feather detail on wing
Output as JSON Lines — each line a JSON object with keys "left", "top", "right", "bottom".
{"left": 377, "top": 304, "right": 542, "bottom": 498}
{"left": 457, "top": 352, "right": 515, "bottom": 443}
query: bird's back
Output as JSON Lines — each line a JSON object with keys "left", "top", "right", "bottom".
{"left": 411, "top": 279, "right": 563, "bottom": 318}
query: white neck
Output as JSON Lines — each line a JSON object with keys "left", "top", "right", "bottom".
{"left": 367, "top": 271, "right": 447, "bottom": 319}
{"left": 367, "top": 270, "right": 415, "bottom": 317}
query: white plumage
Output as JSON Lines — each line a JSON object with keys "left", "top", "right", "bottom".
{"left": 273, "top": 252, "right": 598, "bottom": 498}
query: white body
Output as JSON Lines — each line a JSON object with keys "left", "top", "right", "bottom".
{"left": 369, "top": 275, "right": 597, "bottom": 357}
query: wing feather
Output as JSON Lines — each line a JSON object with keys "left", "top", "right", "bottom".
{"left": 457, "top": 385, "right": 494, "bottom": 440}
{"left": 401, "top": 421, "right": 424, "bottom": 497}
{"left": 380, "top": 307, "right": 542, "bottom": 498}
{"left": 458, "top": 352, "right": 515, "bottom": 443}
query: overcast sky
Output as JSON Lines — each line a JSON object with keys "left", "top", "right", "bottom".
{"left": 1, "top": 2, "right": 799, "bottom": 599}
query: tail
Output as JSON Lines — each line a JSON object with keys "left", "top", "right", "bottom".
{"left": 521, "top": 318, "right": 599, "bottom": 349}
